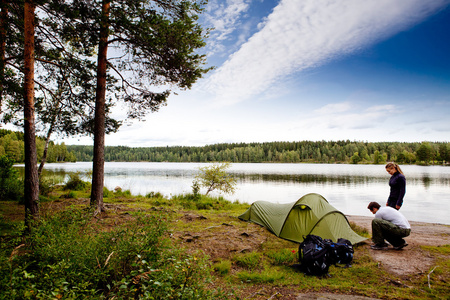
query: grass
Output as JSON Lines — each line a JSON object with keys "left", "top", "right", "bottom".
{"left": 213, "top": 260, "right": 232, "bottom": 275}
{"left": 0, "top": 183, "right": 449, "bottom": 299}
{"left": 233, "top": 252, "right": 263, "bottom": 269}
{"left": 266, "top": 248, "right": 298, "bottom": 265}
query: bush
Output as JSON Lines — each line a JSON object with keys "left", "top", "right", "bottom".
{"left": 63, "top": 172, "right": 88, "bottom": 191}
{"left": 0, "top": 155, "right": 23, "bottom": 201}
{"left": 0, "top": 208, "right": 221, "bottom": 299}
{"left": 103, "top": 186, "right": 112, "bottom": 198}
{"left": 61, "top": 190, "right": 77, "bottom": 198}
{"left": 114, "top": 189, "right": 132, "bottom": 197}
{"left": 194, "top": 162, "right": 236, "bottom": 195}
{"left": 172, "top": 194, "right": 235, "bottom": 210}
{"left": 39, "top": 177, "right": 55, "bottom": 196}
{"left": 145, "top": 191, "right": 164, "bottom": 199}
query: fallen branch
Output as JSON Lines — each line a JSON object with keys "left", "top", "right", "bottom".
{"left": 206, "top": 225, "right": 221, "bottom": 229}
{"left": 428, "top": 266, "right": 437, "bottom": 289}
{"left": 268, "top": 291, "right": 280, "bottom": 299}
{"left": 104, "top": 251, "right": 114, "bottom": 267}
{"left": 244, "top": 288, "right": 265, "bottom": 299}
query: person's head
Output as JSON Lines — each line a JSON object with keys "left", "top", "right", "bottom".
{"left": 367, "top": 202, "right": 381, "bottom": 214}
{"left": 385, "top": 162, "right": 403, "bottom": 175}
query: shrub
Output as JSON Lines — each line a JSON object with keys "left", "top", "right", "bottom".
{"left": 145, "top": 191, "right": 164, "bottom": 199}
{"left": 194, "top": 162, "right": 236, "bottom": 195}
{"left": 39, "top": 177, "right": 55, "bottom": 196}
{"left": 114, "top": 189, "right": 132, "bottom": 197}
{"left": 103, "top": 186, "right": 112, "bottom": 198}
{"left": 0, "top": 155, "right": 23, "bottom": 201}
{"left": 0, "top": 208, "right": 221, "bottom": 299}
{"left": 191, "top": 180, "right": 200, "bottom": 199}
{"left": 63, "top": 172, "right": 88, "bottom": 191}
{"left": 61, "top": 190, "right": 77, "bottom": 198}
{"left": 172, "top": 194, "right": 235, "bottom": 210}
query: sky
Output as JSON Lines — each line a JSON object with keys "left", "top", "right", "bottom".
{"left": 64, "top": 0, "right": 450, "bottom": 147}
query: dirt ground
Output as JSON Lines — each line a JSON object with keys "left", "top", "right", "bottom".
{"left": 174, "top": 212, "right": 450, "bottom": 300}
{"left": 175, "top": 212, "right": 450, "bottom": 277}
{"left": 346, "top": 216, "right": 450, "bottom": 276}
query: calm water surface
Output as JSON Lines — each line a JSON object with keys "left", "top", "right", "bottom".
{"left": 38, "top": 162, "right": 450, "bottom": 225}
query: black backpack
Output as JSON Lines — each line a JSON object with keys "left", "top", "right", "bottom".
{"left": 298, "top": 235, "right": 354, "bottom": 276}
{"left": 328, "top": 238, "right": 354, "bottom": 266}
{"left": 298, "top": 235, "right": 331, "bottom": 276}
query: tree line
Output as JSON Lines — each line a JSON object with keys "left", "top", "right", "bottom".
{"left": 1, "top": 129, "right": 76, "bottom": 164}
{"left": 67, "top": 140, "right": 449, "bottom": 164}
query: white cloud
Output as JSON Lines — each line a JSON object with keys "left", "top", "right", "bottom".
{"left": 204, "top": 0, "right": 449, "bottom": 105}
{"left": 203, "top": 0, "right": 253, "bottom": 55}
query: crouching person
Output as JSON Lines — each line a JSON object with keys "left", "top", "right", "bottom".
{"left": 367, "top": 201, "right": 411, "bottom": 250}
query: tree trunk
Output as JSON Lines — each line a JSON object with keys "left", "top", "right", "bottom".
{"left": 0, "top": 0, "right": 8, "bottom": 111}
{"left": 38, "top": 97, "right": 60, "bottom": 177}
{"left": 23, "top": 0, "right": 39, "bottom": 226}
{"left": 38, "top": 126, "right": 53, "bottom": 177}
{"left": 90, "top": 0, "right": 110, "bottom": 214}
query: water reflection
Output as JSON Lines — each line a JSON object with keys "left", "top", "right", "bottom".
{"left": 421, "top": 175, "right": 432, "bottom": 188}
{"left": 232, "top": 173, "right": 385, "bottom": 185}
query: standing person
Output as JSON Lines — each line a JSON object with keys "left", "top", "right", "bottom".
{"left": 385, "top": 162, "right": 406, "bottom": 210}
{"left": 367, "top": 202, "right": 411, "bottom": 250}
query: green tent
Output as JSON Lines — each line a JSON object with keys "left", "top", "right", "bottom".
{"left": 238, "top": 193, "right": 367, "bottom": 245}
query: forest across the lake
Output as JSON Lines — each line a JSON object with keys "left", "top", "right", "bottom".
{"left": 1, "top": 129, "right": 448, "bottom": 165}
{"left": 67, "top": 140, "right": 448, "bottom": 165}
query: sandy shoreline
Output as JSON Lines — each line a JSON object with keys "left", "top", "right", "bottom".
{"left": 345, "top": 215, "right": 450, "bottom": 276}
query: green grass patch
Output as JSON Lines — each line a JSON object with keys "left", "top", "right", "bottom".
{"left": 233, "top": 252, "right": 263, "bottom": 270}
{"left": 266, "top": 248, "right": 298, "bottom": 265}
{"left": 235, "top": 268, "right": 284, "bottom": 283}
{"left": 349, "top": 221, "right": 370, "bottom": 237}
{"left": 213, "top": 259, "right": 232, "bottom": 275}
{"left": 421, "top": 244, "right": 450, "bottom": 255}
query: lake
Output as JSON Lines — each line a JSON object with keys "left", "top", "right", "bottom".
{"left": 36, "top": 162, "right": 450, "bottom": 225}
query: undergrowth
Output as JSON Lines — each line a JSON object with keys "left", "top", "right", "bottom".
{"left": 0, "top": 207, "right": 226, "bottom": 299}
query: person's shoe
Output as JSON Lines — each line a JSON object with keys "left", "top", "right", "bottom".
{"left": 370, "top": 244, "right": 388, "bottom": 250}
{"left": 393, "top": 243, "right": 408, "bottom": 250}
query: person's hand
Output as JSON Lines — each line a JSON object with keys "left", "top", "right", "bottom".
{"left": 386, "top": 202, "right": 389, "bottom": 206}
{"left": 396, "top": 205, "right": 401, "bottom": 210}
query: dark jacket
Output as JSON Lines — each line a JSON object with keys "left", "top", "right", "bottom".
{"left": 388, "top": 172, "right": 406, "bottom": 208}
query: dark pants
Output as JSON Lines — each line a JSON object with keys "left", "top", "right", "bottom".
{"left": 371, "top": 218, "right": 411, "bottom": 247}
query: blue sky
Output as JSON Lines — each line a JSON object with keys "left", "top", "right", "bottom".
{"left": 65, "top": 0, "right": 450, "bottom": 147}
